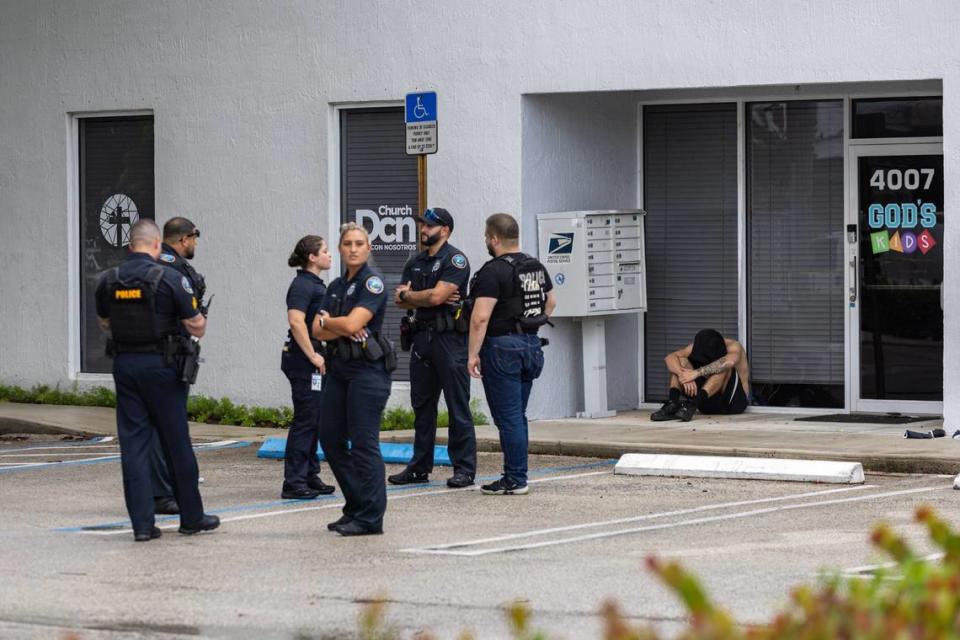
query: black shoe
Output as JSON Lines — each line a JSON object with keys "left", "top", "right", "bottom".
{"left": 650, "top": 400, "right": 682, "bottom": 422}
{"left": 446, "top": 473, "right": 475, "bottom": 488}
{"left": 676, "top": 398, "right": 698, "bottom": 422}
{"left": 307, "top": 477, "right": 336, "bottom": 495}
{"left": 333, "top": 521, "right": 383, "bottom": 536}
{"left": 153, "top": 497, "right": 180, "bottom": 515}
{"left": 281, "top": 486, "right": 322, "bottom": 500}
{"left": 134, "top": 526, "right": 162, "bottom": 542}
{"left": 480, "top": 478, "right": 529, "bottom": 495}
{"left": 387, "top": 469, "right": 429, "bottom": 485}
{"left": 178, "top": 514, "right": 220, "bottom": 535}
{"left": 327, "top": 515, "right": 353, "bottom": 531}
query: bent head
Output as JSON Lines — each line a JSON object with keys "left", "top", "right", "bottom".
{"left": 339, "top": 222, "right": 371, "bottom": 271}
{"left": 690, "top": 329, "right": 726, "bottom": 368}
{"left": 129, "top": 219, "right": 162, "bottom": 259}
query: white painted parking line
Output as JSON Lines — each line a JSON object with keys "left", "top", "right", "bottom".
{"left": 74, "top": 470, "right": 610, "bottom": 536}
{"left": 0, "top": 437, "right": 116, "bottom": 452}
{"left": 402, "top": 484, "right": 876, "bottom": 553}
{"left": 841, "top": 552, "right": 945, "bottom": 577}
{"left": 405, "top": 484, "right": 946, "bottom": 557}
{"left": 0, "top": 452, "right": 124, "bottom": 458}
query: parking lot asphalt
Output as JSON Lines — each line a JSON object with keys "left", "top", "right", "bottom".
{"left": 1, "top": 433, "right": 957, "bottom": 639}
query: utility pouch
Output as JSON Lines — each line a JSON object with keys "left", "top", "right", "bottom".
{"left": 380, "top": 335, "right": 398, "bottom": 372}
{"left": 453, "top": 303, "right": 469, "bottom": 333}
{"left": 179, "top": 340, "right": 202, "bottom": 385}
{"left": 363, "top": 336, "right": 384, "bottom": 362}
{"left": 105, "top": 338, "right": 117, "bottom": 359}
{"left": 400, "top": 315, "right": 413, "bottom": 351}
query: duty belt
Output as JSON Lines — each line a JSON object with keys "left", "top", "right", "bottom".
{"left": 113, "top": 341, "right": 165, "bottom": 354}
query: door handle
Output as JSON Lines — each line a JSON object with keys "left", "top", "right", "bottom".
{"left": 849, "top": 258, "right": 857, "bottom": 304}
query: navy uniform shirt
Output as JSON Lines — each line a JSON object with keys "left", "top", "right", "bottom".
{"left": 95, "top": 252, "right": 200, "bottom": 337}
{"left": 285, "top": 270, "right": 326, "bottom": 357}
{"left": 469, "top": 252, "right": 554, "bottom": 337}
{"left": 400, "top": 242, "right": 470, "bottom": 321}
{"left": 160, "top": 242, "right": 206, "bottom": 302}
{"left": 321, "top": 263, "right": 388, "bottom": 372}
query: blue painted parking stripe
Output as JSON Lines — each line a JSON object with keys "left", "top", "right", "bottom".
{"left": 257, "top": 437, "right": 453, "bottom": 466}
{"left": 53, "top": 459, "right": 616, "bottom": 533}
{"left": 0, "top": 440, "right": 251, "bottom": 475}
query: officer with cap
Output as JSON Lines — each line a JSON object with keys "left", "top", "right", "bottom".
{"left": 95, "top": 219, "right": 219, "bottom": 542}
{"left": 146, "top": 216, "right": 207, "bottom": 515}
{"left": 388, "top": 207, "right": 477, "bottom": 488}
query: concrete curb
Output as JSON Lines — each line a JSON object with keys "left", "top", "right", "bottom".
{"left": 614, "top": 453, "right": 865, "bottom": 484}
{"left": 0, "top": 415, "right": 97, "bottom": 437}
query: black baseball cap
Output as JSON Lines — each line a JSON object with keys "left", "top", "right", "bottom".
{"left": 419, "top": 207, "right": 454, "bottom": 231}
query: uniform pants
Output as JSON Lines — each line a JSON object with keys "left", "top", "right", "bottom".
{"left": 113, "top": 353, "right": 205, "bottom": 533}
{"left": 281, "top": 351, "right": 322, "bottom": 490}
{"left": 408, "top": 330, "right": 477, "bottom": 477}
{"left": 150, "top": 433, "right": 174, "bottom": 499}
{"left": 479, "top": 334, "right": 545, "bottom": 487}
{"left": 318, "top": 364, "right": 390, "bottom": 528}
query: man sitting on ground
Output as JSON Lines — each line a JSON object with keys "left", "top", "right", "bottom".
{"left": 651, "top": 328, "right": 751, "bottom": 422}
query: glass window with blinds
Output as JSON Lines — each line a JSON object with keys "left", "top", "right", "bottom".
{"left": 746, "top": 100, "right": 844, "bottom": 407}
{"left": 643, "top": 104, "right": 739, "bottom": 402}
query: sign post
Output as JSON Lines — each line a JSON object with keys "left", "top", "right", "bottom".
{"left": 405, "top": 91, "right": 438, "bottom": 240}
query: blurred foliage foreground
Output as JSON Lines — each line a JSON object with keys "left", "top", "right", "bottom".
{"left": 358, "top": 505, "right": 960, "bottom": 639}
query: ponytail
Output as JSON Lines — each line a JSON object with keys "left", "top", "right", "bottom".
{"left": 288, "top": 235, "right": 325, "bottom": 268}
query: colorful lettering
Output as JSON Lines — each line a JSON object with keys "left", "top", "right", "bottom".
{"left": 901, "top": 231, "right": 918, "bottom": 255}
{"left": 870, "top": 231, "right": 890, "bottom": 255}
{"left": 888, "top": 231, "right": 903, "bottom": 253}
{"left": 918, "top": 229, "right": 936, "bottom": 255}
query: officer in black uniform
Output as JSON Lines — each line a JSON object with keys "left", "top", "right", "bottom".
{"left": 145, "top": 217, "right": 206, "bottom": 515}
{"left": 311, "top": 222, "right": 393, "bottom": 537}
{"left": 280, "top": 235, "right": 335, "bottom": 499}
{"left": 95, "top": 219, "right": 219, "bottom": 542}
{"left": 388, "top": 207, "right": 477, "bottom": 488}
{"left": 467, "top": 213, "right": 557, "bottom": 496}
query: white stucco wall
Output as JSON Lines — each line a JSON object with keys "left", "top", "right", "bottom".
{"left": 1, "top": 0, "right": 957, "bottom": 421}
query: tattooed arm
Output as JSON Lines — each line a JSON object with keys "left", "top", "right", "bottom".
{"left": 678, "top": 340, "right": 744, "bottom": 383}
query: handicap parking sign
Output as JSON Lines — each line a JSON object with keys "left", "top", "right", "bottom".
{"left": 405, "top": 91, "right": 437, "bottom": 155}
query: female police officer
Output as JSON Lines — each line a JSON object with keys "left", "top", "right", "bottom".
{"left": 311, "top": 222, "right": 393, "bottom": 536}
{"left": 281, "top": 235, "right": 336, "bottom": 499}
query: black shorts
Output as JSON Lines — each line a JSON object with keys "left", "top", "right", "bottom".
{"left": 696, "top": 371, "right": 748, "bottom": 415}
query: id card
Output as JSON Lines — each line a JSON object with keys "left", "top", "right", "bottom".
{"left": 311, "top": 373, "right": 323, "bottom": 392}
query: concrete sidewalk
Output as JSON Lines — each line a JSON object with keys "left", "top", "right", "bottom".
{"left": 2, "top": 402, "right": 958, "bottom": 474}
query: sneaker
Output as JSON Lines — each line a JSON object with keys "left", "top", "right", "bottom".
{"left": 307, "top": 477, "right": 336, "bottom": 495}
{"left": 387, "top": 469, "right": 429, "bottom": 485}
{"left": 675, "top": 397, "right": 698, "bottom": 422}
{"left": 650, "top": 399, "right": 682, "bottom": 421}
{"left": 446, "top": 473, "right": 475, "bottom": 488}
{"left": 480, "top": 478, "right": 529, "bottom": 495}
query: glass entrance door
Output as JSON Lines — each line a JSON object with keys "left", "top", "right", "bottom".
{"left": 849, "top": 144, "right": 943, "bottom": 412}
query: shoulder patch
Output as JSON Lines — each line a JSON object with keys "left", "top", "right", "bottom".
{"left": 452, "top": 254, "right": 467, "bottom": 269}
{"left": 160, "top": 253, "right": 176, "bottom": 263}
{"left": 180, "top": 276, "right": 194, "bottom": 295}
{"left": 365, "top": 276, "right": 384, "bottom": 295}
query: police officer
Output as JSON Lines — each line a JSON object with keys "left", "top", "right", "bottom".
{"left": 95, "top": 219, "right": 219, "bottom": 541}
{"left": 311, "top": 222, "right": 393, "bottom": 536}
{"left": 467, "top": 213, "right": 556, "bottom": 495}
{"left": 388, "top": 207, "right": 477, "bottom": 488}
{"left": 145, "top": 217, "right": 206, "bottom": 515}
{"left": 280, "top": 235, "right": 335, "bottom": 499}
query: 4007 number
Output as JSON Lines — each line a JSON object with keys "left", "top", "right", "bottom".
{"left": 869, "top": 168, "right": 935, "bottom": 191}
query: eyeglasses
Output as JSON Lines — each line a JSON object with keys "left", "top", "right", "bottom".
{"left": 183, "top": 230, "right": 201, "bottom": 239}
{"left": 421, "top": 209, "right": 443, "bottom": 226}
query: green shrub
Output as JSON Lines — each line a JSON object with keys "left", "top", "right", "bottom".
{"left": 1, "top": 381, "right": 488, "bottom": 431}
